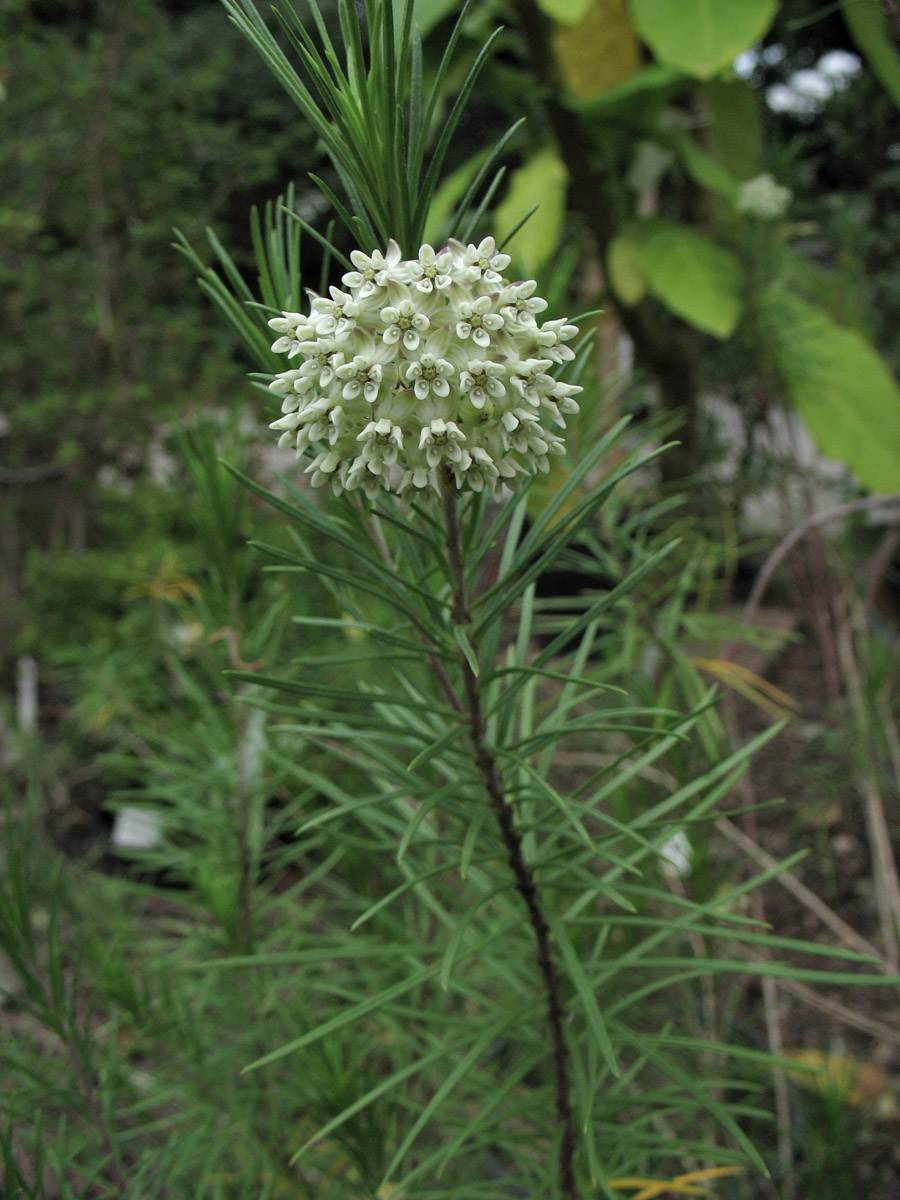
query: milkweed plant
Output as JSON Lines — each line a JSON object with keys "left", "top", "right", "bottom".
{"left": 169, "top": 0, "right": 891, "bottom": 1196}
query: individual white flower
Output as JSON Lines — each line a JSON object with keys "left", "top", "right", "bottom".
{"left": 295, "top": 345, "right": 343, "bottom": 387}
{"left": 346, "top": 419, "right": 405, "bottom": 496}
{"left": 402, "top": 353, "right": 455, "bottom": 400}
{"left": 335, "top": 354, "right": 385, "bottom": 403}
{"left": 310, "top": 287, "right": 360, "bottom": 340}
{"left": 549, "top": 380, "right": 582, "bottom": 412}
{"left": 356, "top": 418, "right": 403, "bottom": 467}
{"left": 498, "top": 281, "right": 548, "bottom": 329}
{"left": 341, "top": 239, "right": 408, "bottom": 297}
{"left": 452, "top": 236, "right": 511, "bottom": 286}
{"left": 268, "top": 311, "right": 317, "bottom": 356}
{"left": 268, "top": 369, "right": 303, "bottom": 404}
{"left": 265, "top": 238, "right": 582, "bottom": 497}
{"left": 455, "top": 296, "right": 504, "bottom": 348}
{"left": 381, "top": 299, "right": 430, "bottom": 350}
{"left": 735, "top": 173, "right": 792, "bottom": 219}
{"left": 534, "top": 318, "right": 579, "bottom": 364}
{"left": 510, "top": 359, "right": 555, "bottom": 407}
{"left": 306, "top": 448, "right": 343, "bottom": 486}
{"left": 327, "top": 404, "right": 351, "bottom": 444}
{"left": 450, "top": 444, "right": 499, "bottom": 492}
{"left": 418, "top": 418, "right": 467, "bottom": 467}
{"left": 407, "top": 244, "right": 454, "bottom": 293}
{"left": 458, "top": 360, "right": 506, "bottom": 409}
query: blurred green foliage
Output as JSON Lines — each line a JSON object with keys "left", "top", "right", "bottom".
{"left": 0, "top": 0, "right": 328, "bottom": 657}
{"left": 3, "top": 1, "right": 900, "bottom": 1194}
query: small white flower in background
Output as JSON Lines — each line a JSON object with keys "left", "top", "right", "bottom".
{"left": 735, "top": 173, "right": 792, "bottom": 220}
{"left": 658, "top": 829, "right": 693, "bottom": 880}
{"left": 266, "top": 238, "right": 582, "bottom": 497}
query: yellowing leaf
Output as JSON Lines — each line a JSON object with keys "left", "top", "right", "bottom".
{"left": 629, "top": 0, "right": 778, "bottom": 80}
{"left": 636, "top": 220, "right": 742, "bottom": 336}
{"left": 537, "top": 0, "right": 594, "bottom": 23}
{"left": 553, "top": 0, "right": 642, "bottom": 100}
{"left": 123, "top": 554, "right": 200, "bottom": 603}
{"left": 784, "top": 1050, "right": 891, "bottom": 1107}
{"left": 609, "top": 1165, "right": 745, "bottom": 1199}
{"left": 691, "top": 657, "right": 800, "bottom": 720}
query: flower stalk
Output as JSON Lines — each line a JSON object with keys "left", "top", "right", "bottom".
{"left": 439, "top": 470, "right": 579, "bottom": 1200}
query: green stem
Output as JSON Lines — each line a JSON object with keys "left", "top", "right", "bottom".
{"left": 438, "top": 472, "right": 579, "bottom": 1200}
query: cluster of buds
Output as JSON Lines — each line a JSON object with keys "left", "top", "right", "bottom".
{"left": 267, "top": 238, "right": 581, "bottom": 497}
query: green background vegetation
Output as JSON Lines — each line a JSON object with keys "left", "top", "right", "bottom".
{"left": 3, "top": 0, "right": 900, "bottom": 1197}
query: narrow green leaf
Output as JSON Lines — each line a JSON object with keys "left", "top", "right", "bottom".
{"left": 494, "top": 148, "right": 569, "bottom": 274}
{"left": 350, "top": 858, "right": 489, "bottom": 930}
{"left": 417, "top": 26, "right": 506, "bottom": 228}
{"left": 423, "top": 148, "right": 491, "bottom": 245}
{"left": 415, "top": 0, "right": 480, "bottom": 182}
{"left": 242, "top": 960, "right": 442, "bottom": 1072}
{"left": 459, "top": 810, "right": 486, "bottom": 880}
{"left": 406, "top": 721, "right": 469, "bottom": 775}
{"left": 455, "top": 119, "right": 526, "bottom": 237}
{"left": 289, "top": 1037, "right": 463, "bottom": 1161}
{"left": 549, "top": 915, "right": 619, "bottom": 1075}
{"left": 282, "top": 205, "right": 352, "bottom": 271}
{"left": 381, "top": 1018, "right": 512, "bottom": 1182}
{"left": 611, "top": 1018, "right": 766, "bottom": 1170}
{"left": 453, "top": 625, "right": 481, "bottom": 677}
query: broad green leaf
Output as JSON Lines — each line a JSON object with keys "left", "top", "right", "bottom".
{"left": 553, "top": 0, "right": 642, "bottom": 101}
{"left": 629, "top": 0, "right": 778, "bottom": 80}
{"left": 636, "top": 219, "right": 743, "bottom": 337}
{"left": 609, "top": 218, "right": 743, "bottom": 338}
{"left": 494, "top": 148, "right": 568, "bottom": 275}
{"left": 537, "top": 0, "right": 594, "bottom": 23}
{"left": 841, "top": 0, "right": 900, "bottom": 108}
{"left": 763, "top": 291, "right": 900, "bottom": 494}
{"left": 606, "top": 226, "right": 647, "bottom": 305}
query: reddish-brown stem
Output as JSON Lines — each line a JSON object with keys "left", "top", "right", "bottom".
{"left": 438, "top": 474, "right": 579, "bottom": 1200}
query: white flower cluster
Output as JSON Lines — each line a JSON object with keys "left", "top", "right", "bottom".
{"left": 735, "top": 173, "right": 792, "bottom": 220}
{"left": 267, "top": 238, "right": 581, "bottom": 497}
